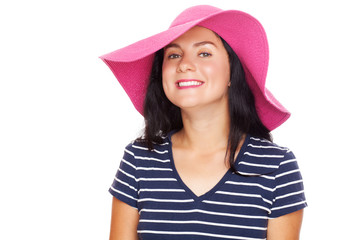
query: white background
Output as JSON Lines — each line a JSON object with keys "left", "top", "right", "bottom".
{"left": 1, "top": 0, "right": 359, "bottom": 239}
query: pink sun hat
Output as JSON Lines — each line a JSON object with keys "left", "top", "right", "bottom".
{"left": 100, "top": 5, "right": 290, "bottom": 131}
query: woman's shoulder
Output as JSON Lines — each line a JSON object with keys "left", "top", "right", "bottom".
{"left": 246, "top": 136, "right": 292, "bottom": 156}
{"left": 124, "top": 137, "right": 171, "bottom": 157}
{"left": 236, "top": 136, "right": 296, "bottom": 176}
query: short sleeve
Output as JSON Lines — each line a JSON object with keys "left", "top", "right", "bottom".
{"left": 268, "top": 150, "right": 307, "bottom": 218}
{"left": 109, "top": 143, "right": 139, "bottom": 209}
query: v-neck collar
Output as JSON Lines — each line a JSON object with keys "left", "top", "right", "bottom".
{"left": 166, "top": 130, "right": 250, "bottom": 202}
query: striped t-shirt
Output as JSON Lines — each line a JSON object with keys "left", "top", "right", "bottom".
{"left": 109, "top": 133, "right": 307, "bottom": 239}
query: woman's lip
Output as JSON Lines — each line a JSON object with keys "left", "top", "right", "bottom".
{"left": 175, "top": 79, "right": 204, "bottom": 89}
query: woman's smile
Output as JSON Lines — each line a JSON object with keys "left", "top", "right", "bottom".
{"left": 176, "top": 79, "right": 204, "bottom": 89}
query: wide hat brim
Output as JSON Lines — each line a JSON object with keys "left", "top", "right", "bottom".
{"left": 100, "top": 5, "right": 290, "bottom": 131}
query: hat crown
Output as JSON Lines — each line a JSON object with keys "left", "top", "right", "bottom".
{"left": 170, "top": 5, "right": 222, "bottom": 28}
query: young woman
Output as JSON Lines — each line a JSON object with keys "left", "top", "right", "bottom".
{"left": 101, "top": 5, "right": 307, "bottom": 240}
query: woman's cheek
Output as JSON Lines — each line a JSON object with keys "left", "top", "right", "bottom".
{"left": 162, "top": 69, "right": 175, "bottom": 102}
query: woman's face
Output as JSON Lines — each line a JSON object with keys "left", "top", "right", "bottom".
{"left": 162, "top": 26, "right": 230, "bottom": 111}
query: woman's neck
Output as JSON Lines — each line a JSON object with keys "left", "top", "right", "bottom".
{"left": 174, "top": 103, "right": 231, "bottom": 151}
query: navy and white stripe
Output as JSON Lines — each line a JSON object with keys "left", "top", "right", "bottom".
{"left": 109, "top": 134, "right": 307, "bottom": 239}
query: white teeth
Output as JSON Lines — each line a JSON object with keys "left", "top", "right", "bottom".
{"left": 178, "top": 81, "right": 203, "bottom": 87}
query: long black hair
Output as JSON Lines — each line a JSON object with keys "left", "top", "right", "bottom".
{"left": 138, "top": 36, "right": 271, "bottom": 173}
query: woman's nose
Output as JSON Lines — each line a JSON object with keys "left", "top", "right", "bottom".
{"left": 177, "top": 55, "right": 196, "bottom": 73}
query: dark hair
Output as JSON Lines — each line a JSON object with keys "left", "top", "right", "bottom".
{"left": 138, "top": 36, "right": 272, "bottom": 173}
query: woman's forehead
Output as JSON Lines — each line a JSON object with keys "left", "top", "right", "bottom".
{"left": 165, "top": 26, "right": 221, "bottom": 48}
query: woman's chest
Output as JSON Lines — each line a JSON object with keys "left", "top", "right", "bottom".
{"left": 172, "top": 147, "right": 230, "bottom": 197}
{"left": 136, "top": 171, "right": 273, "bottom": 239}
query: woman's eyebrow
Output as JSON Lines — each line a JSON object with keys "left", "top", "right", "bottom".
{"left": 194, "top": 41, "right": 217, "bottom": 48}
{"left": 164, "top": 41, "right": 217, "bottom": 50}
{"left": 164, "top": 43, "right": 180, "bottom": 50}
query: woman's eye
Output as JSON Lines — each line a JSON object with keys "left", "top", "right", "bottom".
{"left": 168, "top": 54, "right": 181, "bottom": 59}
{"left": 199, "top": 52, "right": 212, "bottom": 57}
